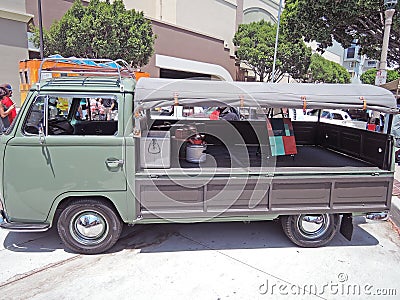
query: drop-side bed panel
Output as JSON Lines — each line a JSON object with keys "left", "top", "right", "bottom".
{"left": 135, "top": 173, "right": 392, "bottom": 219}
{"left": 136, "top": 177, "right": 271, "bottom": 217}
{"left": 332, "top": 180, "right": 391, "bottom": 206}
{"left": 269, "top": 175, "right": 392, "bottom": 213}
{"left": 270, "top": 182, "right": 331, "bottom": 209}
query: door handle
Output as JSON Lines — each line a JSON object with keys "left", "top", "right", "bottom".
{"left": 105, "top": 158, "right": 124, "bottom": 168}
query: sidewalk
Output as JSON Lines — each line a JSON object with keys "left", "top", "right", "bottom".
{"left": 391, "top": 165, "right": 400, "bottom": 229}
{"left": 390, "top": 196, "right": 400, "bottom": 230}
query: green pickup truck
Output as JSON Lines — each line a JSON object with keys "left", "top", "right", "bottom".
{"left": 0, "top": 58, "right": 397, "bottom": 254}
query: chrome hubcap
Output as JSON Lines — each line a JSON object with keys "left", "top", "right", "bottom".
{"left": 70, "top": 210, "right": 108, "bottom": 245}
{"left": 297, "top": 214, "right": 330, "bottom": 239}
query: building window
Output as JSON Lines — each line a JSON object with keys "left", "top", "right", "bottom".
{"left": 346, "top": 47, "right": 356, "bottom": 59}
{"left": 243, "top": 8, "right": 276, "bottom": 24}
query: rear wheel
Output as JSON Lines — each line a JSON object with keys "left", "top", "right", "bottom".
{"left": 281, "top": 214, "right": 340, "bottom": 247}
{"left": 57, "top": 199, "right": 122, "bottom": 254}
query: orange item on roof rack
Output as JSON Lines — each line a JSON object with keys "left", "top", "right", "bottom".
{"left": 18, "top": 57, "right": 150, "bottom": 104}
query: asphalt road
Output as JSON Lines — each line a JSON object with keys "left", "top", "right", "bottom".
{"left": 0, "top": 216, "right": 399, "bottom": 300}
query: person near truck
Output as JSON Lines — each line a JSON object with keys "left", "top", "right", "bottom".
{"left": 0, "top": 84, "right": 17, "bottom": 125}
{"left": 102, "top": 97, "right": 113, "bottom": 120}
{"left": 110, "top": 98, "right": 118, "bottom": 120}
{"left": 218, "top": 107, "right": 240, "bottom": 121}
{"left": 0, "top": 86, "right": 16, "bottom": 131}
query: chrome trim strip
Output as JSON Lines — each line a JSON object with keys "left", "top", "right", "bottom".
{"left": 366, "top": 211, "right": 389, "bottom": 221}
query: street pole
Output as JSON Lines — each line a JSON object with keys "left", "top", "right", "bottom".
{"left": 271, "top": 0, "right": 283, "bottom": 83}
{"left": 375, "top": 1, "right": 397, "bottom": 86}
{"left": 38, "top": 0, "right": 44, "bottom": 60}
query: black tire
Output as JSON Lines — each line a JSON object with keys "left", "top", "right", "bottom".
{"left": 281, "top": 214, "right": 340, "bottom": 247}
{"left": 57, "top": 199, "right": 122, "bottom": 254}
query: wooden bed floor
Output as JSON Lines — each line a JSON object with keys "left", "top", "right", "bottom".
{"left": 173, "top": 145, "right": 373, "bottom": 169}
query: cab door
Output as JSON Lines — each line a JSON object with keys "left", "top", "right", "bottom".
{"left": 3, "top": 94, "right": 126, "bottom": 222}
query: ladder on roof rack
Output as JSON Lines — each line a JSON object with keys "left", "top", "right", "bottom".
{"left": 38, "top": 57, "right": 135, "bottom": 90}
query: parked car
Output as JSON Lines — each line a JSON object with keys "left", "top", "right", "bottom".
{"left": 300, "top": 109, "right": 354, "bottom": 126}
{"left": 345, "top": 109, "right": 369, "bottom": 121}
{"left": 320, "top": 109, "right": 353, "bottom": 126}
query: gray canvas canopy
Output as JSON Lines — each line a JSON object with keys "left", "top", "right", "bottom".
{"left": 134, "top": 78, "right": 398, "bottom": 113}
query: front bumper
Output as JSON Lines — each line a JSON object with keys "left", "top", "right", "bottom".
{"left": 0, "top": 210, "right": 50, "bottom": 232}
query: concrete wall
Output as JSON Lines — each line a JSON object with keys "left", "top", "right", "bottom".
{"left": 308, "top": 41, "right": 343, "bottom": 65}
{"left": 124, "top": 0, "right": 158, "bottom": 19}
{"left": 141, "top": 19, "right": 236, "bottom": 80}
{"left": 124, "top": 0, "right": 282, "bottom": 53}
{"left": 128, "top": 0, "right": 178, "bottom": 24}
{"left": 243, "top": 0, "right": 279, "bottom": 24}
{"left": 175, "top": 0, "right": 237, "bottom": 53}
{"left": 160, "top": 0, "right": 178, "bottom": 23}
{"left": 122, "top": 1, "right": 239, "bottom": 79}
{"left": 0, "top": 0, "right": 32, "bottom": 106}
{"left": 125, "top": 0, "right": 239, "bottom": 55}
{"left": 1, "top": 0, "right": 26, "bottom": 12}
{"left": 26, "top": 0, "right": 89, "bottom": 29}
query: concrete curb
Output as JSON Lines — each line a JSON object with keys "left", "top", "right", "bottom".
{"left": 390, "top": 195, "right": 400, "bottom": 229}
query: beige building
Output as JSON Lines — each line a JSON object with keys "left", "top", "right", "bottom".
{"left": 26, "top": 0, "right": 89, "bottom": 30}
{"left": 124, "top": 0, "right": 243, "bottom": 80}
{"left": 0, "top": 0, "right": 32, "bottom": 105}
{"left": 125, "top": 0, "right": 239, "bottom": 54}
{"left": 0, "top": 0, "right": 282, "bottom": 104}
{"left": 125, "top": 0, "right": 280, "bottom": 55}
{"left": 243, "top": 0, "right": 280, "bottom": 23}
{"left": 124, "top": 0, "right": 280, "bottom": 80}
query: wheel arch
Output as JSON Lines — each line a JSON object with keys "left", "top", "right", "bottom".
{"left": 46, "top": 192, "right": 134, "bottom": 226}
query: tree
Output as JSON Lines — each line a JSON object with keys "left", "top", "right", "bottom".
{"left": 308, "top": 54, "right": 351, "bottom": 83}
{"left": 360, "top": 68, "right": 400, "bottom": 84}
{"left": 233, "top": 20, "right": 312, "bottom": 82}
{"left": 31, "top": 0, "right": 155, "bottom": 67}
{"left": 283, "top": 0, "right": 400, "bottom": 66}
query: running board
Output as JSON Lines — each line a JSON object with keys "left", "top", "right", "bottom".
{"left": 0, "top": 216, "right": 50, "bottom": 232}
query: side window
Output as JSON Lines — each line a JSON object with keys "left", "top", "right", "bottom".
{"left": 47, "top": 96, "right": 74, "bottom": 135}
{"left": 332, "top": 113, "right": 343, "bottom": 120}
{"left": 150, "top": 106, "right": 174, "bottom": 118}
{"left": 321, "top": 111, "right": 329, "bottom": 118}
{"left": 73, "top": 97, "right": 119, "bottom": 136}
{"left": 84, "top": 97, "right": 118, "bottom": 121}
{"left": 24, "top": 96, "right": 45, "bottom": 135}
{"left": 24, "top": 95, "right": 119, "bottom": 136}
{"left": 24, "top": 95, "right": 74, "bottom": 135}
{"left": 188, "top": 107, "right": 218, "bottom": 119}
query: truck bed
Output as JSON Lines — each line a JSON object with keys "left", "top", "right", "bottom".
{"left": 135, "top": 121, "right": 393, "bottom": 219}
{"left": 135, "top": 149, "right": 392, "bottom": 219}
{"left": 137, "top": 144, "right": 383, "bottom": 178}
{"left": 175, "top": 144, "right": 374, "bottom": 169}
{"left": 141, "top": 120, "right": 392, "bottom": 174}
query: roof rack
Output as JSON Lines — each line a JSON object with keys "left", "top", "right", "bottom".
{"left": 38, "top": 57, "right": 135, "bottom": 91}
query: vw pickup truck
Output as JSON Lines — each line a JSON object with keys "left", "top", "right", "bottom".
{"left": 0, "top": 58, "right": 397, "bottom": 254}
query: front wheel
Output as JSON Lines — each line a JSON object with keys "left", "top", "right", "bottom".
{"left": 281, "top": 214, "right": 340, "bottom": 247}
{"left": 57, "top": 199, "right": 122, "bottom": 254}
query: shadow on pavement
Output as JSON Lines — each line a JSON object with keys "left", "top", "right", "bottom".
{"left": 2, "top": 216, "right": 379, "bottom": 254}
{"left": 2, "top": 227, "right": 64, "bottom": 253}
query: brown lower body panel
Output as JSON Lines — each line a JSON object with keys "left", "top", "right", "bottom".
{"left": 136, "top": 174, "right": 393, "bottom": 219}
